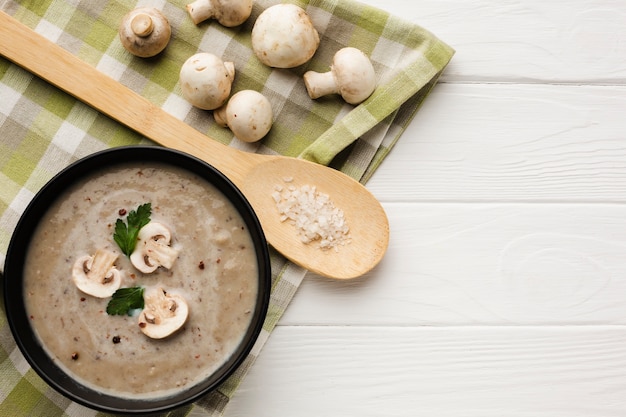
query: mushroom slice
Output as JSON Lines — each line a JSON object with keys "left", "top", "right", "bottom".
{"left": 138, "top": 287, "right": 189, "bottom": 339}
{"left": 72, "top": 249, "right": 122, "bottom": 298}
{"left": 130, "top": 222, "right": 180, "bottom": 274}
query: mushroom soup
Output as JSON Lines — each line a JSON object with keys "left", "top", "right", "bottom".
{"left": 23, "top": 161, "right": 259, "bottom": 399}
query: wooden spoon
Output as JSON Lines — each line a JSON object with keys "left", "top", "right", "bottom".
{"left": 0, "top": 11, "right": 389, "bottom": 279}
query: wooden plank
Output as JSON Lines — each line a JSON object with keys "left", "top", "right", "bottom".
{"left": 281, "top": 203, "right": 626, "bottom": 326}
{"left": 363, "top": 0, "right": 626, "bottom": 83}
{"left": 368, "top": 83, "right": 626, "bottom": 202}
{"left": 222, "top": 1, "right": 626, "bottom": 416}
{"left": 226, "top": 325, "right": 626, "bottom": 417}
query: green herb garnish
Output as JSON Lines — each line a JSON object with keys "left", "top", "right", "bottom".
{"left": 106, "top": 287, "right": 145, "bottom": 316}
{"left": 113, "top": 203, "right": 151, "bottom": 256}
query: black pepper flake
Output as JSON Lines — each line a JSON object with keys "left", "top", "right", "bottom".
{"left": 118, "top": 208, "right": 127, "bottom": 216}
{"left": 198, "top": 261, "right": 205, "bottom": 270}
{"left": 80, "top": 297, "right": 86, "bottom": 302}
{"left": 139, "top": 322, "right": 147, "bottom": 328}
{"left": 71, "top": 352, "right": 79, "bottom": 360}
{"left": 112, "top": 336, "right": 121, "bottom": 344}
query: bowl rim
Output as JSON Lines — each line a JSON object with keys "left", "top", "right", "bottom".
{"left": 3, "top": 145, "right": 271, "bottom": 414}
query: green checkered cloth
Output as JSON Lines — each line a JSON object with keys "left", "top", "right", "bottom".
{"left": 0, "top": 0, "right": 453, "bottom": 415}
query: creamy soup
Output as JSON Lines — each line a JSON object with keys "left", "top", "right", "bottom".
{"left": 23, "top": 162, "right": 259, "bottom": 399}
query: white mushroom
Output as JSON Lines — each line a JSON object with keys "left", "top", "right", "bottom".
{"left": 72, "top": 249, "right": 122, "bottom": 298}
{"left": 130, "top": 222, "right": 180, "bottom": 273}
{"left": 119, "top": 7, "right": 171, "bottom": 58}
{"left": 186, "top": 0, "right": 253, "bottom": 27}
{"left": 180, "top": 52, "right": 235, "bottom": 110}
{"left": 214, "top": 90, "right": 273, "bottom": 142}
{"left": 138, "top": 287, "right": 189, "bottom": 339}
{"left": 303, "top": 47, "right": 377, "bottom": 105}
{"left": 251, "top": 4, "right": 320, "bottom": 68}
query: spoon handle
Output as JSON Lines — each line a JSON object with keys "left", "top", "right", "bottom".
{"left": 0, "top": 11, "right": 390, "bottom": 279}
{"left": 0, "top": 11, "right": 254, "bottom": 185}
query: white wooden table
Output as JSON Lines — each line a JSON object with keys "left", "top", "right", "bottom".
{"left": 225, "top": 1, "right": 626, "bottom": 415}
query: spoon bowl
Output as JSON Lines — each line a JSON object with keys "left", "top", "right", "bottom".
{"left": 0, "top": 11, "right": 389, "bottom": 279}
{"left": 241, "top": 156, "right": 388, "bottom": 279}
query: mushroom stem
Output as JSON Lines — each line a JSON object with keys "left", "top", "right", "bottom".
{"left": 186, "top": 0, "right": 216, "bottom": 25}
{"left": 213, "top": 106, "right": 228, "bottom": 127}
{"left": 131, "top": 13, "right": 154, "bottom": 37}
{"left": 119, "top": 7, "right": 171, "bottom": 58}
{"left": 303, "top": 71, "right": 338, "bottom": 100}
{"left": 144, "top": 238, "right": 179, "bottom": 269}
{"left": 223, "top": 61, "right": 235, "bottom": 80}
{"left": 86, "top": 249, "right": 118, "bottom": 283}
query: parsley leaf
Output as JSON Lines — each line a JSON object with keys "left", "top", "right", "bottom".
{"left": 106, "top": 287, "right": 145, "bottom": 316}
{"left": 113, "top": 203, "right": 151, "bottom": 256}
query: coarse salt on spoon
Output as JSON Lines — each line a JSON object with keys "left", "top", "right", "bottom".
{"left": 0, "top": 11, "right": 389, "bottom": 279}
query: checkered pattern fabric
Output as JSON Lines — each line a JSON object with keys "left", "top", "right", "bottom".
{"left": 0, "top": 0, "right": 453, "bottom": 415}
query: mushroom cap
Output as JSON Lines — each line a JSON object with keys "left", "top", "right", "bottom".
{"left": 72, "top": 250, "right": 122, "bottom": 298}
{"left": 214, "top": 90, "right": 273, "bottom": 143}
{"left": 331, "top": 47, "right": 377, "bottom": 104}
{"left": 251, "top": 4, "right": 320, "bottom": 68}
{"left": 180, "top": 52, "right": 235, "bottom": 110}
{"left": 186, "top": 0, "right": 253, "bottom": 27}
{"left": 138, "top": 287, "right": 189, "bottom": 339}
{"left": 119, "top": 7, "right": 171, "bottom": 58}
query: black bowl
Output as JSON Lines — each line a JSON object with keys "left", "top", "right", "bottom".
{"left": 3, "top": 146, "right": 271, "bottom": 414}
